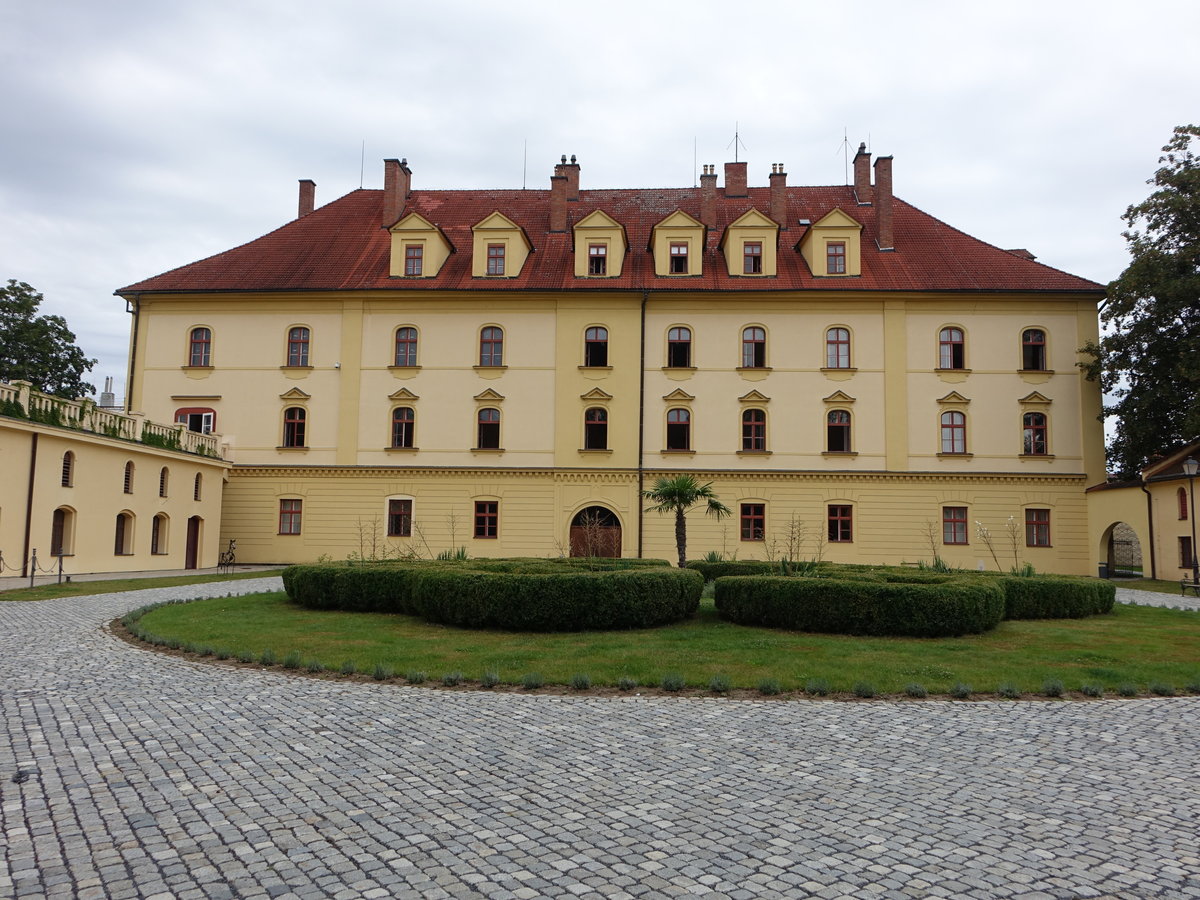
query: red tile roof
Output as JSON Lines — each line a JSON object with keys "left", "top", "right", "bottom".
{"left": 118, "top": 185, "right": 1104, "bottom": 295}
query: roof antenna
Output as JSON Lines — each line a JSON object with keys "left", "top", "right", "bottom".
{"left": 359, "top": 139, "right": 365, "bottom": 188}
{"left": 726, "top": 123, "right": 748, "bottom": 162}
{"left": 836, "top": 128, "right": 851, "bottom": 184}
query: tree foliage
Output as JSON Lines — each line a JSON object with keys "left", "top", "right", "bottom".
{"left": 1082, "top": 125, "right": 1200, "bottom": 478}
{"left": 0, "top": 280, "right": 97, "bottom": 399}
{"left": 642, "top": 475, "right": 732, "bottom": 568}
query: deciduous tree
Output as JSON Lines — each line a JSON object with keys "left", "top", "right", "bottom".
{"left": 0, "top": 280, "right": 96, "bottom": 399}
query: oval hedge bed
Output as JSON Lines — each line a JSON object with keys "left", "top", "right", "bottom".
{"left": 283, "top": 558, "right": 702, "bottom": 632}
{"left": 714, "top": 573, "right": 1006, "bottom": 637}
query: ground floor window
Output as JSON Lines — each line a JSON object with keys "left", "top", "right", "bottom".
{"left": 740, "top": 503, "right": 765, "bottom": 541}
{"left": 1025, "top": 508, "right": 1051, "bottom": 547}
{"left": 942, "top": 506, "right": 968, "bottom": 545}
{"left": 279, "top": 499, "right": 303, "bottom": 535}
{"left": 828, "top": 505, "right": 853, "bottom": 543}
{"left": 1181, "top": 536, "right": 1195, "bottom": 569}
{"left": 474, "top": 501, "right": 498, "bottom": 539}
{"left": 388, "top": 499, "right": 413, "bottom": 537}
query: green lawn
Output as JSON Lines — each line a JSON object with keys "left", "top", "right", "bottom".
{"left": 1117, "top": 577, "right": 1195, "bottom": 596}
{"left": 131, "top": 590, "right": 1200, "bottom": 697}
{"left": 0, "top": 569, "right": 284, "bottom": 603}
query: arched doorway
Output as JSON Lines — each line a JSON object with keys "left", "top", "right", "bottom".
{"left": 185, "top": 516, "right": 202, "bottom": 570}
{"left": 570, "top": 507, "right": 621, "bottom": 558}
{"left": 1101, "top": 521, "right": 1143, "bottom": 578}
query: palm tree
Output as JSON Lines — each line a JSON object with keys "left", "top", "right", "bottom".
{"left": 642, "top": 475, "right": 732, "bottom": 568}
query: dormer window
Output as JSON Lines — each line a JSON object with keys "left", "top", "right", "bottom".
{"left": 588, "top": 244, "right": 607, "bottom": 275}
{"left": 670, "top": 242, "right": 689, "bottom": 274}
{"left": 486, "top": 244, "right": 505, "bottom": 276}
{"left": 826, "top": 242, "right": 847, "bottom": 274}
{"left": 743, "top": 242, "right": 763, "bottom": 274}
{"left": 405, "top": 245, "right": 423, "bottom": 276}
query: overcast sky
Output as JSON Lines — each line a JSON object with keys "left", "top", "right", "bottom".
{"left": 1, "top": 0, "right": 1196, "bottom": 402}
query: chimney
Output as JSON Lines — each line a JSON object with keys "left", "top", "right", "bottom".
{"left": 724, "top": 161, "right": 748, "bottom": 198}
{"left": 298, "top": 179, "right": 315, "bottom": 218}
{"left": 550, "top": 172, "right": 568, "bottom": 232}
{"left": 769, "top": 163, "right": 787, "bottom": 228}
{"left": 874, "top": 155, "right": 894, "bottom": 250}
{"left": 853, "top": 143, "right": 872, "bottom": 205}
{"left": 382, "top": 157, "right": 412, "bottom": 227}
{"left": 700, "top": 164, "right": 718, "bottom": 228}
{"left": 562, "top": 153, "right": 580, "bottom": 200}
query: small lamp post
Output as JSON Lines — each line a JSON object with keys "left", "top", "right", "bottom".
{"left": 1185, "top": 456, "right": 1200, "bottom": 584}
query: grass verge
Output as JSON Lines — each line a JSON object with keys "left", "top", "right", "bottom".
{"left": 1, "top": 569, "right": 283, "bottom": 603}
{"left": 126, "top": 591, "right": 1200, "bottom": 697}
{"left": 1115, "top": 577, "right": 1196, "bottom": 596}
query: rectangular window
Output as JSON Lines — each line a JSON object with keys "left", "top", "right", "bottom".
{"left": 743, "top": 242, "right": 762, "bottom": 274}
{"left": 388, "top": 499, "right": 412, "bottom": 537}
{"left": 942, "top": 506, "right": 968, "bottom": 545}
{"left": 287, "top": 327, "right": 310, "bottom": 367}
{"left": 1025, "top": 509, "right": 1051, "bottom": 547}
{"left": 828, "top": 505, "right": 853, "bottom": 543}
{"left": 588, "top": 244, "right": 607, "bottom": 276}
{"left": 669, "top": 242, "right": 688, "bottom": 274}
{"left": 486, "top": 244, "right": 505, "bottom": 276}
{"left": 740, "top": 503, "right": 765, "bottom": 541}
{"left": 1180, "top": 536, "right": 1194, "bottom": 569}
{"left": 279, "top": 499, "right": 302, "bottom": 535}
{"left": 826, "top": 242, "right": 846, "bottom": 274}
{"left": 405, "top": 245, "right": 423, "bottom": 276}
{"left": 474, "top": 501, "right": 499, "bottom": 539}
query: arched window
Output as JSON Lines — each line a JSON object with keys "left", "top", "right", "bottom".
{"left": 61, "top": 451, "right": 74, "bottom": 487}
{"left": 480, "top": 327, "right": 504, "bottom": 367}
{"left": 667, "top": 327, "right": 692, "bottom": 367}
{"left": 827, "top": 410, "right": 852, "bottom": 452}
{"left": 1180, "top": 487, "right": 1189, "bottom": 521}
{"left": 123, "top": 461, "right": 135, "bottom": 494}
{"left": 151, "top": 514, "right": 169, "bottom": 555}
{"left": 938, "top": 327, "right": 965, "bottom": 370}
{"left": 666, "top": 408, "right": 690, "bottom": 451}
{"left": 51, "top": 507, "right": 74, "bottom": 556}
{"left": 1022, "top": 412, "right": 1048, "bottom": 455}
{"left": 188, "top": 327, "right": 211, "bottom": 367}
{"left": 283, "top": 407, "right": 306, "bottom": 448}
{"left": 114, "top": 512, "right": 134, "bottom": 555}
{"left": 391, "top": 407, "right": 415, "bottom": 448}
{"left": 477, "top": 408, "right": 500, "bottom": 449}
{"left": 159, "top": 466, "right": 169, "bottom": 497}
{"left": 584, "top": 407, "right": 608, "bottom": 450}
{"left": 742, "top": 409, "right": 766, "bottom": 451}
{"left": 1021, "top": 329, "right": 1047, "bottom": 370}
{"left": 584, "top": 327, "right": 609, "bottom": 367}
{"left": 193, "top": 473, "right": 203, "bottom": 501}
{"left": 826, "top": 328, "right": 851, "bottom": 369}
{"left": 394, "top": 327, "right": 418, "bottom": 367}
{"left": 741, "top": 327, "right": 766, "bottom": 368}
{"left": 940, "top": 411, "right": 967, "bottom": 454}
{"left": 287, "top": 327, "right": 310, "bottom": 367}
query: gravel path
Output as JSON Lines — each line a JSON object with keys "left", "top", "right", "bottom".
{"left": 1, "top": 578, "right": 1198, "bottom": 899}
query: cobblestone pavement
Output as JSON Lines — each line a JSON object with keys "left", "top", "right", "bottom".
{"left": 2, "top": 580, "right": 1198, "bottom": 900}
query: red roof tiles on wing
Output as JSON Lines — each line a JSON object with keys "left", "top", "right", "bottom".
{"left": 118, "top": 185, "right": 1103, "bottom": 295}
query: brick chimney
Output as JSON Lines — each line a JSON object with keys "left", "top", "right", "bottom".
{"left": 853, "top": 143, "right": 873, "bottom": 205}
{"left": 562, "top": 153, "right": 580, "bottom": 200}
{"left": 298, "top": 179, "right": 315, "bottom": 218}
{"left": 769, "top": 164, "right": 787, "bottom": 228}
{"left": 382, "top": 157, "right": 412, "bottom": 227}
{"left": 874, "top": 155, "right": 894, "bottom": 250}
{"left": 550, "top": 172, "right": 568, "bottom": 232}
{"left": 700, "top": 164, "right": 718, "bottom": 229}
{"left": 724, "top": 161, "right": 748, "bottom": 198}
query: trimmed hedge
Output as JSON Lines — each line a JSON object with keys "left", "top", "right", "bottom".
{"left": 685, "top": 560, "right": 780, "bottom": 580}
{"left": 714, "top": 574, "right": 1006, "bottom": 637}
{"left": 996, "top": 575, "right": 1115, "bottom": 619}
{"left": 283, "top": 558, "right": 700, "bottom": 631}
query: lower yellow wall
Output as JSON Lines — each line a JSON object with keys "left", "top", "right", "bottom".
{"left": 222, "top": 466, "right": 1093, "bottom": 575}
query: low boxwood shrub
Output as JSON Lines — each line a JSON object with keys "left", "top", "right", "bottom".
{"left": 685, "top": 559, "right": 779, "bottom": 581}
{"left": 996, "top": 575, "right": 1115, "bottom": 619}
{"left": 714, "top": 573, "right": 1004, "bottom": 637}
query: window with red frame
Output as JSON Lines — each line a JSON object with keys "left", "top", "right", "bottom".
{"left": 741, "top": 327, "right": 766, "bottom": 368}
{"left": 391, "top": 407, "right": 414, "bottom": 448}
{"left": 476, "top": 407, "right": 500, "bottom": 449}
{"left": 826, "top": 242, "right": 846, "bottom": 274}
{"left": 388, "top": 499, "right": 412, "bottom": 537}
{"left": 486, "top": 244, "right": 505, "bottom": 275}
{"left": 826, "top": 327, "right": 850, "bottom": 368}
{"left": 740, "top": 503, "right": 765, "bottom": 541}
{"left": 942, "top": 506, "right": 968, "bottom": 545}
{"left": 1022, "top": 329, "right": 1047, "bottom": 370}
{"left": 1178, "top": 487, "right": 1188, "bottom": 520}
{"left": 584, "top": 407, "right": 608, "bottom": 450}
{"left": 286, "top": 327, "right": 310, "bottom": 367}
{"left": 1025, "top": 509, "right": 1051, "bottom": 547}
{"left": 188, "top": 327, "right": 211, "bottom": 367}
{"left": 1023, "top": 412, "right": 1048, "bottom": 455}
{"left": 828, "top": 505, "right": 853, "bottom": 542}
{"left": 940, "top": 411, "right": 966, "bottom": 454}
{"left": 666, "top": 408, "right": 690, "bottom": 451}
{"left": 584, "top": 326, "right": 609, "bottom": 367}
{"left": 827, "top": 410, "right": 851, "bottom": 452}
{"left": 743, "top": 242, "right": 762, "bottom": 274}
{"left": 279, "top": 499, "right": 302, "bottom": 535}
{"left": 742, "top": 408, "right": 766, "bottom": 451}
{"left": 479, "top": 327, "right": 503, "bottom": 366}
{"left": 404, "top": 245, "right": 423, "bottom": 276}
{"left": 939, "top": 327, "right": 965, "bottom": 369}
{"left": 474, "top": 501, "right": 498, "bottom": 538}
{"left": 283, "top": 407, "right": 306, "bottom": 448}
{"left": 588, "top": 244, "right": 607, "bottom": 276}
{"left": 394, "top": 327, "right": 417, "bottom": 366}
{"left": 667, "top": 326, "right": 692, "bottom": 367}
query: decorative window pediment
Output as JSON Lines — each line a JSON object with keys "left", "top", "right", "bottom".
{"left": 474, "top": 388, "right": 506, "bottom": 403}
{"left": 823, "top": 390, "right": 856, "bottom": 404}
{"left": 662, "top": 388, "right": 695, "bottom": 403}
{"left": 937, "top": 390, "right": 971, "bottom": 406}
{"left": 388, "top": 387, "right": 420, "bottom": 402}
{"left": 719, "top": 208, "right": 779, "bottom": 277}
{"left": 573, "top": 209, "right": 627, "bottom": 278}
{"left": 651, "top": 210, "right": 705, "bottom": 276}
{"left": 389, "top": 212, "right": 454, "bottom": 278}
{"left": 472, "top": 211, "right": 532, "bottom": 278}
{"left": 797, "top": 207, "right": 863, "bottom": 277}
{"left": 580, "top": 387, "right": 613, "bottom": 401}
{"left": 279, "top": 387, "right": 310, "bottom": 401}
{"left": 738, "top": 389, "right": 771, "bottom": 403}
{"left": 1018, "top": 391, "right": 1052, "bottom": 406}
